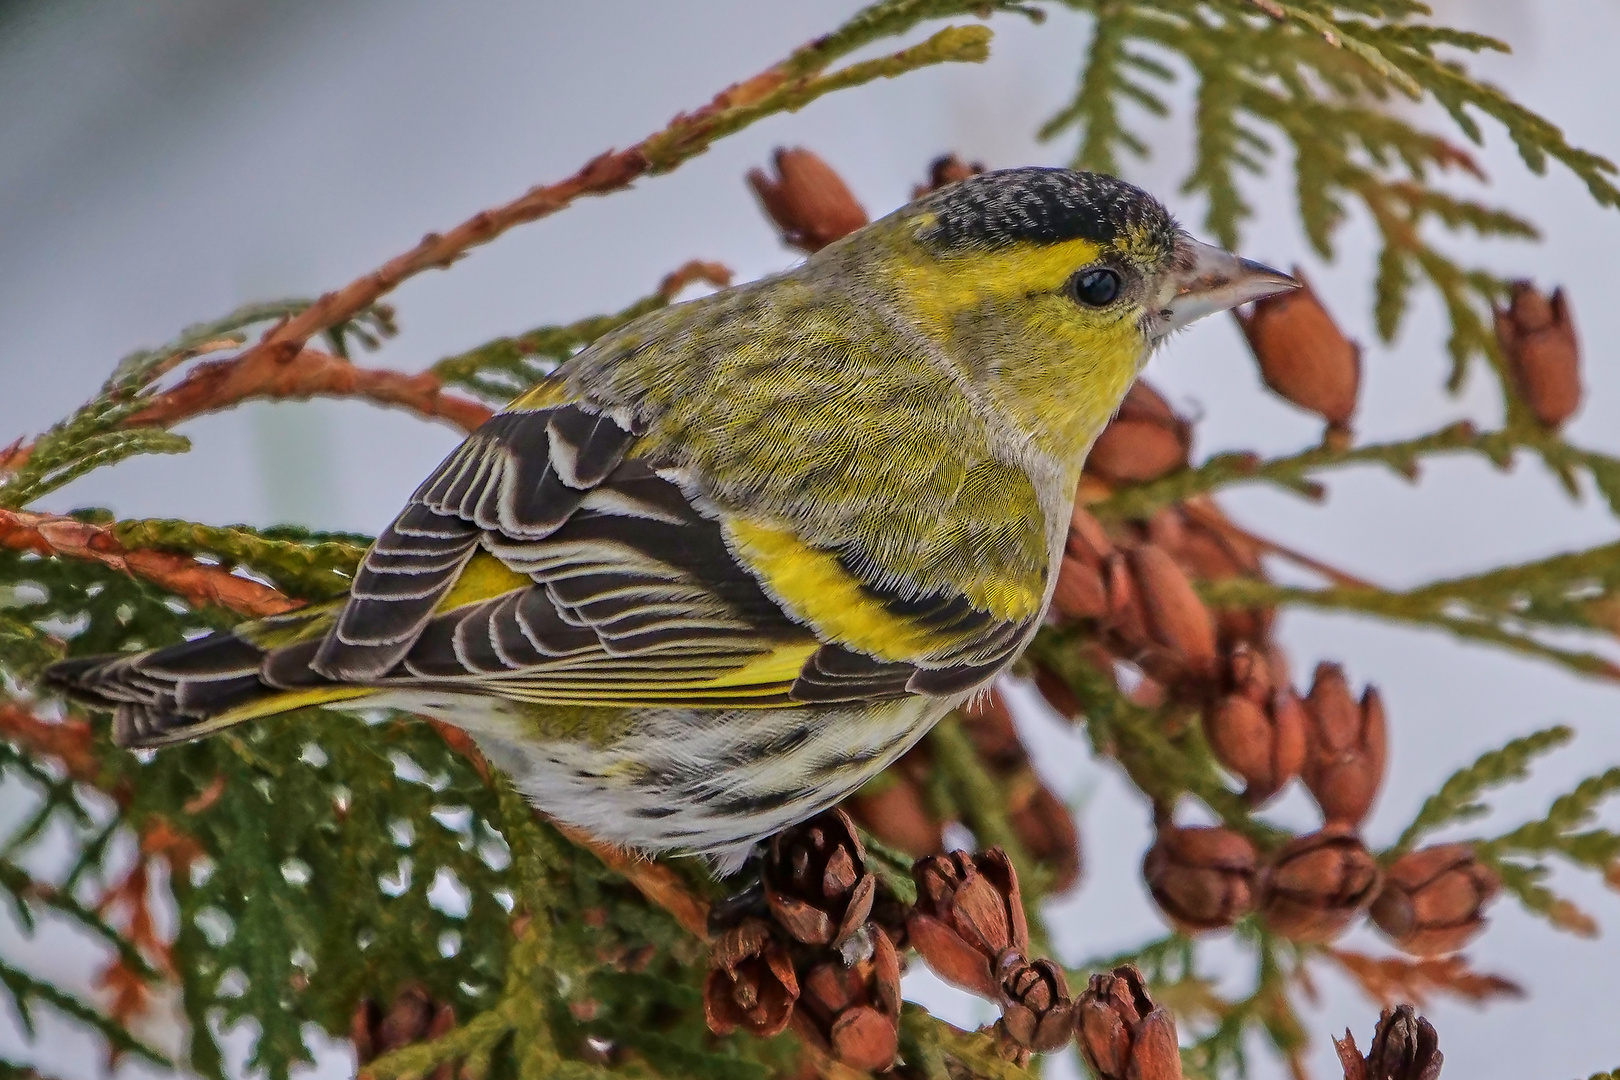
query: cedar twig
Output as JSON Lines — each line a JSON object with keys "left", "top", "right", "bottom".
{"left": 199, "top": 23, "right": 989, "bottom": 387}
{"left": 1325, "top": 948, "right": 1522, "bottom": 1007}
{"left": 126, "top": 346, "right": 494, "bottom": 432}
{"left": 1180, "top": 499, "right": 1377, "bottom": 590}
{"left": 0, "top": 508, "right": 301, "bottom": 619}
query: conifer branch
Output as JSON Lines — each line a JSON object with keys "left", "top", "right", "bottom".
{"left": 0, "top": 509, "right": 302, "bottom": 619}
{"left": 0, "top": 957, "right": 171, "bottom": 1068}
{"left": 1389, "top": 726, "right": 1573, "bottom": 856}
{"left": 1322, "top": 949, "right": 1522, "bottom": 1009}
{"left": 109, "top": 520, "right": 366, "bottom": 602}
{"left": 207, "top": 9, "right": 998, "bottom": 384}
{"left": 1089, "top": 420, "right": 1483, "bottom": 521}
{"left": 0, "top": 860, "right": 160, "bottom": 984}
{"left": 124, "top": 345, "right": 494, "bottom": 434}
{"left": 1200, "top": 576, "right": 1620, "bottom": 680}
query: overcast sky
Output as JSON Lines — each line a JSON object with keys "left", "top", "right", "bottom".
{"left": 2, "top": 2, "right": 1618, "bottom": 1079}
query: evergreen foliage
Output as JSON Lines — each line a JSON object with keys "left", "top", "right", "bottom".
{"left": 3, "top": 2, "right": 1619, "bottom": 1078}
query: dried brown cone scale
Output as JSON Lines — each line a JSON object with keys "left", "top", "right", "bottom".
{"left": 1032, "top": 660, "right": 1083, "bottom": 719}
{"left": 907, "top": 847, "right": 1028, "bottom": 999}
{"left": 1053, "top": 554, "right": 1111, "bottom": 622}
{"left": 1235, "top": 265, "right": 1361, "bottom": 436}
{"left": 1146, "top": 500, "right": 1273, "bottom": 647}
{"left": 1370, "top": 843, "right": 1501, "bottom": 956}
{"left": 793, "top": 924, "right": 903, "bottom": 1072}
{"left": 1143, "top": 823, "right": 1259, "bottom": 933}
{"left": 1259, "top": 827, "right": 1382, "bottom": 943}
{"left": 1495, "top": 281, "right": 1580, "bottom": 428}
{"left": 1052, "top": 503, "right": 1116, "bottom": 623}
{"left": 1302, "top": 664, "right": 1388, "bottom": 827}
{"left": 1124, "top": 543, "right": 1219, "bottom": 682}
{"left": 746, "top": 146, "right": 869, "bottom": 253}
{"left": 1086, "top": 380, "right": 1193, "bottom": 485}
{"left": 1075, "top": 964, "right": 1185, "bottom": 1080}
{"left": 704, "top": 918, "right": 800, "bottom": 1038}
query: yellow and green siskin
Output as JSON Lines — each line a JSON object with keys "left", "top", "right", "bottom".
{"left": 48, "top": 168, "right": 1295, "bottom": 870}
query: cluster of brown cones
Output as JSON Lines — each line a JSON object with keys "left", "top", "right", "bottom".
{"left": 706, "top": 812, "right": 901, "bottom": 1070}
{"left": 701, "top": 810, "right": 1461, "bottom": 1078}
{"left": 703, "top": 810, "right": 1172, "bottom": 1071}
{"left": 704, "top": 812, "right": 1091, "bottom": 1069}
{"left": 702, "top": 812, "right": 1454, "bottom": 1079}
{"left": 1051, "top": 494, "right": 1502, "bottom": 953}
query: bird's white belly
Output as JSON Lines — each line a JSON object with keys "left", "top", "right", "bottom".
{"left": 359, "top": 691, "right": 948, "bottom": 872}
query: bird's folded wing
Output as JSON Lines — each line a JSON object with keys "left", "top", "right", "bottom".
{"left": 299, "top": 399, "right": 1042, "bottom": 706}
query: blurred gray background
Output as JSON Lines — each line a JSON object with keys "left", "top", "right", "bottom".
{"left": 2, "top": 1, "right": 1618, "bottom": 1078}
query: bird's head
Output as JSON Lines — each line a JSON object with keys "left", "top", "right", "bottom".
{"left": 826, "top": 166, "right": 1297, "bottom": 467}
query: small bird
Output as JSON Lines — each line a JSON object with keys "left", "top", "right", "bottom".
{"left": 48, "top": 168, "right": 1295, "bottom": 870}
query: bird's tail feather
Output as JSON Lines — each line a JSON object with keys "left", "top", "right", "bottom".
{"left": 42, "top": 606, "right": 366, "bottom": 749}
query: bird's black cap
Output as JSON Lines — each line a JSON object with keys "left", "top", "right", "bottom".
{"left": 915, "top": 166, "right": 1179, "bottom": 259}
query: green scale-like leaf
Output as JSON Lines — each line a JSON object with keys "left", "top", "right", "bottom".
{"left": 125, "top": 713, "right": 516, "bottom": 1080}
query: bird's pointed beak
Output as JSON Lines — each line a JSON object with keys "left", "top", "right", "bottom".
{"left": 1155, "top": 238, "right": 1298, "bottom": 336}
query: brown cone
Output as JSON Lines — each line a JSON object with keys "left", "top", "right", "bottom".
{"left": 747, "top": 147, "right": 868, "bottom": 253}
{"left": 1370, "top": 844, "right": 1500, "bottom": 956}
{"left": 1350, "top": 1004, "right": 1443, "bottom": 1080}
{"left": 1143, "top": 823, "right": 1259, "bottom": 933}
{"left": 1052, "top": 506, "right": 1117, "bottom": 624}
{"left": 1032, "top": 660, "right": 1084, "bottom": 719}
{"left": 908, "top": 847, "right": 1028, "bottom": 998}
{"left": 998, "top": 958, "right": 1077, "bottom": 1053}
{"left": 1302, "top": 664, "right": 1387, "bottom": 826}
{"left": 1125, "top": 544, "right": 1219, "bottom": 681}
{"left": 793, "top": 925, "right": 902, "bottom": 1072}
{"left": 1146, "top": 500, "right": 1274, "bottom": 647}
{"left": 1203, "top": 644, "right": 1307, "bottom": 803}
{"left": 1086, "top": 381, "right": 1193, "bottom": 485}
{"left": 1053, "top": 554, "right": 1112, "bottom": 622}
{"left": 1259, "top": 827, "right": 1382, "bottom": 942}
{"left": 914, "top": 153, "right": 985, "bottom": 196}
{"left": 1495, "top": 281, "right": 1580, "bottom": 428}
{"left": 1075, "top": 964, "right": 1184, "bottom": 1080}
{"left": 704, "top": 918, "right": 800, "bottom": 1038}
{"left": 351, "top": 984, "right": 460, "bottom": 1080}
{"left": 1236, "top": 266, "right": 1360, "bottom": 434}
{"left": 763, "top": 809, "right": 877, "bottom": 953}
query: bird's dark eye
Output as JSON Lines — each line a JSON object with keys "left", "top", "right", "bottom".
{"left": 1068, "top": 268, "right": 1121, "bottom": 307}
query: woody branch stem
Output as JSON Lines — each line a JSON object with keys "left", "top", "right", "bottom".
{"left": 216, "top": 22, "right": 989, "bottom": 380}
{"left": 0, "top": 508, "right": 302, "bottom": 619}
{"left": 1090, "top": 422, "right": 1487, "bottom": 521}
{"left": 126, "top": 346, "right": 494, "bottom": 432}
